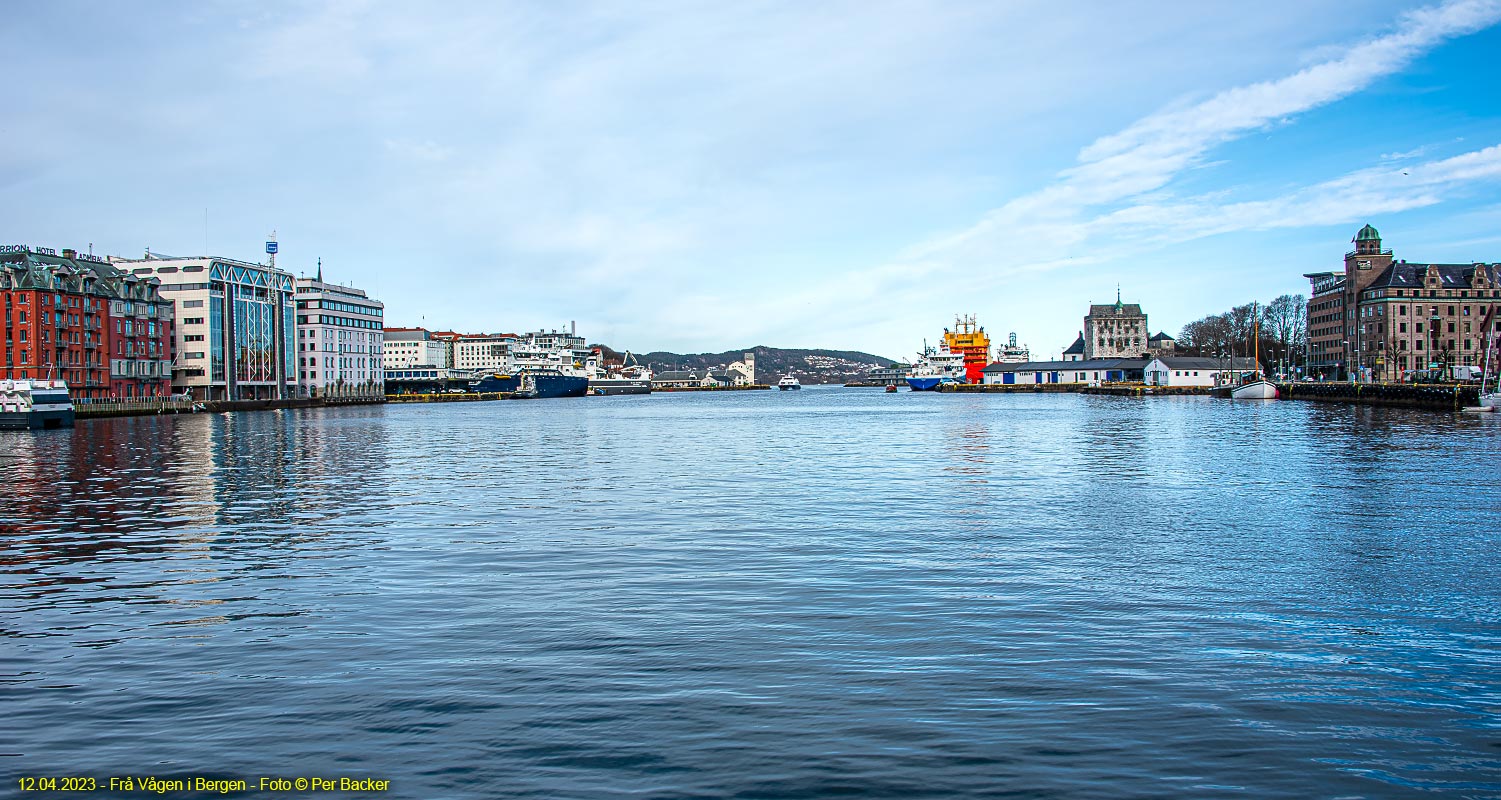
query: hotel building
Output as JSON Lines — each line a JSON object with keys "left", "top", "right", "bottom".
{"left": 115, "top": 253, "right": 298, "bottom": 401}
{"left": 1304, "top": 225, "right": 1501, "bottom": 381}
{"left": 295, "top": 275, "right": 385, "bottom": 398}
{"left": 1, "top": 245, "right": 173, "bottom": 399}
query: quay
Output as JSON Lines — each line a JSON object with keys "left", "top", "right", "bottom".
{"left": 75, "top": 396, "right": 387, "bottom": 420}
{"left": 386, "top": 392, "right": 515, "bottom": 403}
{"left": 1275, "top": 382, "right": 1482, "bottom": 412}
{"left": 938, "top": 383, "right": 1210, "bottom": 396}
{"left": 653, "top": 384, "right": 772, "bottom": 392}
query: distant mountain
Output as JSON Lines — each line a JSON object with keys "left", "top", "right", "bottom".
{"left": 595, "top": 345, "right": 899, "bottom": 385}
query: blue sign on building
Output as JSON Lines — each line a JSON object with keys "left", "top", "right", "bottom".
{"left": 265, "top": 241, "right": 279, "bottom": 254}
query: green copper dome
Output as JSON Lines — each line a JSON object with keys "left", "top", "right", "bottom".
{"left": 1353, "top": 224, "right": 1381, "bottom": 242}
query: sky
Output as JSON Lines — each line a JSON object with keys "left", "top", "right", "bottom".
{"left": 4, "top": 0, "right": 1501, "bottom": 361}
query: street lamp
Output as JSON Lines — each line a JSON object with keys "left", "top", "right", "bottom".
{"left": 1342, "top": 339, "right": 1351, "bottom": 384}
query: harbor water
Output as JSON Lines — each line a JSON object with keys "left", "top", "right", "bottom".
{"left": 4, "top": 389, "right": 1500, "bottom": 798}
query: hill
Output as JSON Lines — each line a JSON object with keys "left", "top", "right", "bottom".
{"left": 596, "top": 345, "right": 898, "bottom": 385}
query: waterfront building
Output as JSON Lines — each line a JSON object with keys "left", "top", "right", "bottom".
{"left": 725, "top": 352, "right": 756, "bottom": 385}
{"left": 383, "top": 328, "right": 449, "bottom": 370}
{"left": 982, "top": 358, "right": 1148, "bottom": 385}
{"left": 384, "top": 366, "right": 472, "bottom": 394}
{"left": 1083, "top": 291, "right": 1149, "bottom": 360}
{"left": 453, "top": 333, "right": 517, "bottom": 373}
{"left": 1061, "top": 333, "right": 1086, "bottom": 362}
{"left": 1147, "top": 332, "right": 1177, "bottom": 357}
{"left": 651, "top": 370, "right": 703, "bottom": 389}
{"left": 1304, "top": 225, "right": 1501, "bottom": 381}
{"left": 1142, "top": 357, "right": 1260, "bottom": 387}
{"left": 295, "top": 273, "right": 384, "bottom": 398}
{"left": 1, "top": 245, "right": 173, "bottom": 399}
{"left": 115, "top": 253, "right": 297, "bottom": 401}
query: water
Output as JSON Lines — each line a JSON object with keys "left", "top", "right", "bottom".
{"left": 4, "top": 389, "right": 1500, "bottom": 798}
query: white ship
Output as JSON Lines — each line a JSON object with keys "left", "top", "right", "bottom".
{"left": 0, "top": 379, "right": 74, "bottom": 430}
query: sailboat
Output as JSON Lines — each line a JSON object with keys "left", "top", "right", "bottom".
{"left": 1232, "top": 309, "right": 1279, "bottom": 400}
{"left": 1481, "top": 330, "right": 1499, "bottom": 410}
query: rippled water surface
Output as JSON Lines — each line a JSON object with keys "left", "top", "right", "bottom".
{"left": 5, "top": 389, "right": 1500, "bottom": 798}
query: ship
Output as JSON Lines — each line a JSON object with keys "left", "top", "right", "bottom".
{"left": 905, "top": 342, "right": 967, "bottom": 391}
{"left": 942, "top": 315, "right": 992, "bottom": 384}
{"left": 588, "top": 349, "right": 653, "bottom": 395}
{"left": 0, "top": 379, "right": 74, "bottom": 430}
{"left": 471, "top": 369, "right": 588, "bottom": 398}
{"left": 993, "top": 331, "right": 1030, "bottom": 364}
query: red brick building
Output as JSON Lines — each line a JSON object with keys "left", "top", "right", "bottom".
{"left": 1305, "top": 225, "right": 1501, "bottom": 381}
{"left": 1, "top": 245, "right": 174, "bottom": 400}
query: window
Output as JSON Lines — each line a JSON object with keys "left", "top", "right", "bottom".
{"left": 183, "top": 317, "right": 205, "bottom": 325}
{"left": 182, "top": 300, "right": 204, "bottom": 309}
{"left": 185, "top": 352, "right": 204, "bottom": 359}
{"left": 183, "top": 334, "right": 204, "bottom": 342}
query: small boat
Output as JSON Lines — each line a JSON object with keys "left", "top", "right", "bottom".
{"left": 0, "top": 379, "right": 74, "bottom": 430}
{"left": 1232, "top": 380, "right": 1278, "bottom": 400}
{"left": 885, "top": 385, "right": 897, "bottom": 393}
{"left": 778, "top": 374, "right": 801, "bottom": 390}
{"left": 1228, "top": 308, "right": 1278, "bottom": 400}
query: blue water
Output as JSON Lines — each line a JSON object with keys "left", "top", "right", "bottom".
{"left": 4, "top": 388, "right": 1500, "bottom": 798}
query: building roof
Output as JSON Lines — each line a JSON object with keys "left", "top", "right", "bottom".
{"left": 982, "top": 358, "right": 1149, "bottom": 373}
{"left": 1088, "top": 303, "right": 1145, "bottom": 317}
{"left": 1062, "top": 333, "right": 1086, "bottom": 355}
{"left": 1148, "top": 331, "right": 1176, "bottom": 343}
{"left": 653, "top": 370, "right": 700, "bottom": 381}
{"left": 1354, "top": 224, "right": 1381, "bottom": 242}
{"left": 1149, "top": 356, "right": 1260, "bottom": 370}
{"left": 1362, "top": 261, "right": 1500, "bottom": 291}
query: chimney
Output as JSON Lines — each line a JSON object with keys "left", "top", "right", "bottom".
{"left": 62, "top": 248, "right": 76, "bottom": 259}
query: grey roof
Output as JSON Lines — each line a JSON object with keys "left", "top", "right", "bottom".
{"left": 1364, "top": 261, "right": 1500, "bottom": 291}
{"left": 983, "top": 358, "right": 1149, "bottom": 373}
{"left": 652, "top": 370, "right": 700, "bottom": 381}
{"left": 1150, "top": 356, "right": 1260, "bottom": 370}
{"left": 1088, "top": 303, "right": 1145, "bottom": 316}
{"left": 1062, "top": 333, "right": 1086, "bottom": 354}
{"left": 1148, "top": 331, "right": 1176, "bottom": 342}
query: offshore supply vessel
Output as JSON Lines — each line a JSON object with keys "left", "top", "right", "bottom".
{"left": 943, "top": 315, "right": 992, "bottom": 384}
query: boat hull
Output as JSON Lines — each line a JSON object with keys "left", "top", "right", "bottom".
{"left": 778, "top": 384, "right": 800, "bottom": 391}
{"left": 1231, "top": 381, "right": 1278, "bottom": 400}
{"left": 471, "top": 374, "right": 589, "bottom": 398}
{"left": 0, "top": 409, "right": 74, "bottom": 430}
{"left": 906, "top": 376, "right": 942, "bottom": 391}
{"left": 1482, "top": 393, "right": 1499, "bottom": 409}
{"left": 589, "top": 379, "right": 651, "bottom": 396}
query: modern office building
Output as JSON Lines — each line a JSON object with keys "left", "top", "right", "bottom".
{"left": 1304, "top": 225, "right": 1501, "bottom": 381}
{"left": 453, "top": 333, "right": 516, "bottom": 373}
{"left": 295, "top": 274, "right": 384, "bottom": 398}
{"left": 1, "top": 244, "right": 173, "bottom": 399}
{"left": 115, "top": 252, "right": 297, "bottom": 400}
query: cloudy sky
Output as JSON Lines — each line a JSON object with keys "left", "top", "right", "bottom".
{"left": 4, "top": 0, "right": 1500, "bottom": 360}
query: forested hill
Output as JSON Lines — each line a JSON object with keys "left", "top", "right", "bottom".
{"left": 596, "top": 345, "right": 898, "bottom": 384}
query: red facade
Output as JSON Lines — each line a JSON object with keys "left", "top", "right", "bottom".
{"left": 2, "top": 248, "right": 174, "bottom": 400}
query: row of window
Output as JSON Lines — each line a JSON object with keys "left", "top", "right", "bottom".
{"left": 295, "top": 299, "right": 383, "bottom": 316}
{"left": 296, "top": 314, "right": 382, "bottom": 329}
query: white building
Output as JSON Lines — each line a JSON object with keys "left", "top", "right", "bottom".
{"left": 295, "top": 275, "right": 384, "bottom": 398}
{"left": 981, "top": 359, "right": 1147, "bottom": 385}
{"left": 453, "top": 333, "right": 516, "bottom": 373}
{"left": 114, "top": 253, "right": 298, "bottom": 401}
{"left": 1143, "top": 357, "right": 1261, "bottom": 387}
{"left": 383, "top": 328, "right": 448, "bottom": 369}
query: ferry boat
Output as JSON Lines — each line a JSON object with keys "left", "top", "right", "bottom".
{"left": 0, "top": 379, "right": 74, "bottom": 430}
{"left": 778, "top": 374, "right": 801, "bottom": 390}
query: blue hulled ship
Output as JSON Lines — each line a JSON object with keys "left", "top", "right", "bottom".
{"left": 471, "top": 369, "right": 588, "bottom": 399}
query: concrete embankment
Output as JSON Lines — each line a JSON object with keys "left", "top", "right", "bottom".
{"left": 1276, "top": 382, "right": 1480, "bottom": 411}
{"left": 939, "top": 383, "right": 1210, "bottom": 396}
{"left": 386, "top": 392, "right": 514, "bottom": 403}
{"left": 76, "top": 396, "right": 386, "bottom": 420}
{"left": 653, "top": 385, "right": 773, "bottom": 392}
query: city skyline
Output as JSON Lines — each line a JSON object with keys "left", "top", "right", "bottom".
{"left": 4, "top": 1, "right": 1501, "bottom": 360}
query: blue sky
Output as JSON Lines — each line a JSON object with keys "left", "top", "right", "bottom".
{"left": 4, "top": 0, "right": 1500, "bottom": 360}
